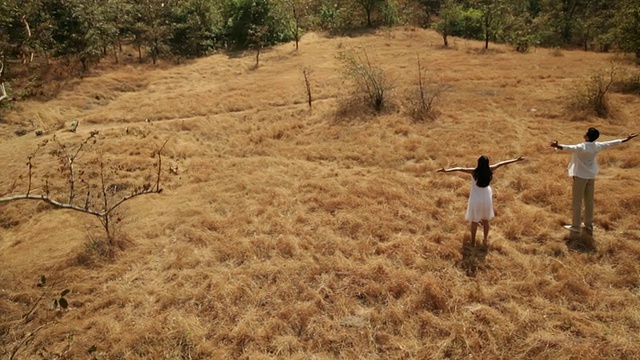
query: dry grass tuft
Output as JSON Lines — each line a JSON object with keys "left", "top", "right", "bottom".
{"left": 1, "top": 28, "right": 640, "bottom": 358}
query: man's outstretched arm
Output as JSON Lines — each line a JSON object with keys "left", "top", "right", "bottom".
{"left": 595, "top": 132, "right": 638, "bottom": 150}
{"left": 622, "top": 133, "right": 638, "bottom": 143}
{"left": 549, "top": 140, "right": 563, "bottom": 150}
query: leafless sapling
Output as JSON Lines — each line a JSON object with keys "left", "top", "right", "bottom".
{"left": 408, "top": 54, "right": 446, "bottom": 122}
{"left": 302, "top": 66, "right": 312, "bottom": 110}
{"left": 0, "top": 133, "right": 169, "bottom": 245}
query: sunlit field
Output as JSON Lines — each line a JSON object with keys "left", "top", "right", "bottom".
{"left": 1, "top": 28, "right": 640, "bottom": 359}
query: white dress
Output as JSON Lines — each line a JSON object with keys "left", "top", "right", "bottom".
{"left": 465, "top": 175, "right": 494, "bottom": 222}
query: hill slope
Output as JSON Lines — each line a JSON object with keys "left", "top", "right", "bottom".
{"left": 1, "top": 29, "right": 640, "bottom": 359}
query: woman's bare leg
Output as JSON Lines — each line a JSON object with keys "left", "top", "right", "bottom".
{"left": 470, "top": 222, "right": 478, "bottom": 246}
{"left": 482, "top": 220, "right": 490, "bottom": 245}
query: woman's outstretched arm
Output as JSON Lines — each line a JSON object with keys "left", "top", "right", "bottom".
{"left": 436, "top": 167, "right": 475, "bottom": 174}
{"left": 490, "top": 156, "right": 526, "bottom": 171}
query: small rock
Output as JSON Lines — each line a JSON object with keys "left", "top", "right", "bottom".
{"left": 35, "top": 130, "right": 44, "bottom": 136}
{"left": 14, "top": 128, "right": 27, "bottom": 136}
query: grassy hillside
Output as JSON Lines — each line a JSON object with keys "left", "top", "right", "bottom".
{"left": 1, "top": 28, "right": 640, "bottom": 359}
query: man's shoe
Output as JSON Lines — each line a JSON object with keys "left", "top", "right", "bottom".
{"left": 563, "top": 225, "right": 580, "bottom": 233}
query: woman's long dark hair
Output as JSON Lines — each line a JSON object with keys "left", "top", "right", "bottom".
{"left": 473, "top": 155, "right": 493, "bottom": 188}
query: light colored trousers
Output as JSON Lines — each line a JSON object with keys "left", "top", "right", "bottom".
{"left": 572, "top": 176, "right": 595, "bottom": 229}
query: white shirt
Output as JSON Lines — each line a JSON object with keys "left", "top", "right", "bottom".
{"left": 560, "top": 139, "right": 623, "bottom": 179}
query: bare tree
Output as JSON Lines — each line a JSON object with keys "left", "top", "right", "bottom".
{"left": 0, "top": 133, "right": 168, "bottom": 244}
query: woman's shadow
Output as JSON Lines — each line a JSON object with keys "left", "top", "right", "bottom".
{"left": 458, "top": 236, "right": 489, "bottom": 277}
{"left": 565, "top": 228, "right": 597, "bottom": 253}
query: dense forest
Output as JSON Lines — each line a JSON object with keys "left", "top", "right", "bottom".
{"left": 0, "top": 0, "right": 639, "bottom": 97}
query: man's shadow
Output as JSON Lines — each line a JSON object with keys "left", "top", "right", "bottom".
{"left": 564, "top": 228, "right": 597, "bottom": 253}
{"left": 458, "top": 236, "right": 489, "bottom": 277}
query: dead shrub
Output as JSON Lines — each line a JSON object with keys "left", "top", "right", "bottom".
{"left": 567, "top": 66, "right": 616, "bottom": 119}
{"left": 337, "top": 49, "right": 392, "bottom": 113}
{"left": 612, "top": 69, "right": 640, "bottom": 95}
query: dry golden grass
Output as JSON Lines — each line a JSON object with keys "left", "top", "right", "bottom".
{"left": 1, "top": 28, "right": 640, "bottom": 359}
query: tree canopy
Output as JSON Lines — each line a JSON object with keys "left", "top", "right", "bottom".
{"left": 0, "top": 0, "right": 637, "bottom": 80}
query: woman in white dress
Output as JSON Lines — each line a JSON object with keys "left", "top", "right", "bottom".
{"left": 437, "top": 155, "right": 525, "bottom": 246}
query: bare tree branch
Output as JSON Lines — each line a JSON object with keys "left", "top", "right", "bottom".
{"left": 9, "top": 323, "right": 49, "bottom": 360}
{"left": 54, "top": 133, "right": 96, "bottom": 203}
{"left": 105, "top": 185, "right": 159, "bottom": 216}
{"left": 25, "top": 140, "right": 49, "bottom": 196}
{"left": 0, "top": 194, "right": 104, "bottom": 216}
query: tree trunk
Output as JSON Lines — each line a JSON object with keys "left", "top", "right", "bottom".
{"left": 293, "top": 5, "right": 299, "bottom": 50}
{"left": 113, "top": 44, "right": 119, "bottom": 64}
{"left": 80, "top": 57, "right": 89, "bottom": 72}
{"left": 484, "top": 16, "right": 490, "bottom": 49}
{"left": 152, "top": 39, "right": 159, "bottom": 65}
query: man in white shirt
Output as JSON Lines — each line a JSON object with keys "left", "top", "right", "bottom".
{"left": 549, "top": 128, "right": 638, "bottom": 234}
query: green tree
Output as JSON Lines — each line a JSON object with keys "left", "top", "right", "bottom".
{"left": 0, "top": 0, "right": 52, "bottom": 68}
{"left": 355, "top": 0, "right": 385, "bottom": 27}
{"left": 132, "top": 0, "right": 173, "bottom": 64}
{"left": 474, "top": 0, "right": 508, "bottom": 49}
{"left": 169, "top": 0, "right": 220, "bottom": 57}
{"left": 568, "top": 0, "right": 612, "bottom": 51}
{"left": 432, "top": 0, "right": 458, "bottom": 47}
{"left": 44, "top": 0, "right": 102, "bottom": 71}
{"left": 222, "top": 0, "right": 291, "bottom": 49}
{"left": 276, "top": 0, "right": 311, "bottom": 50}
{"left": 535, "top": 0, "right": 590, "bottom": 47}
{"left": 499, "top": 0, "right": 544, "bottom": 52}
{"left": 416, "top": 0, "right": 442, "bottom": 27}
{"left": 611, "top": 0, "right": 640, "bottom": 59}
{"left": 102, "top": 0, "right": 135, "bottom": 64}
{"left": 0, "top": 0, "right": 18, "bottom": 64}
